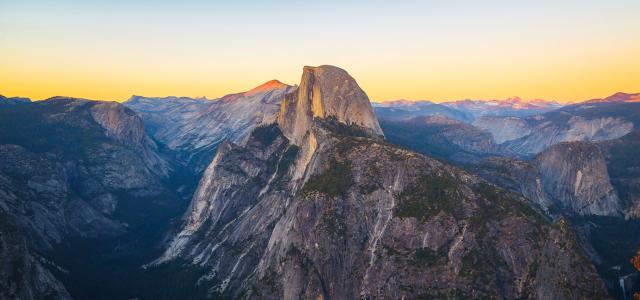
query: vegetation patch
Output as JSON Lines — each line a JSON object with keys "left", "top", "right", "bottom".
{"left": 359, "top": 164, "right": 383, "bottom": 194}
{"left": 394, "top": 173, "right": 461, "bottom": 222}
{"left": 383, "top": 244, "right": 444, "bottom": 270}
{"left": 472, "top": 182, "right": 542, "bottom": 223}
{"left": 319, "top": 117, "right": 375, "bottom": 138}
{"left": 302, "top": 157, "right": 353, "bottom": 198}
{"left": 251, "top": 123, "right": 282, "bottom": 145}
{"left": 413, "top": 247, "right": 441, "bottom": 266}
{"left": 318, "top": 204, "right": 347, "bottom": 236}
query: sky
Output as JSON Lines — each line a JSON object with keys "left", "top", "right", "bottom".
{"left": 1, "top": 0, "right": 639, "bottom": 103}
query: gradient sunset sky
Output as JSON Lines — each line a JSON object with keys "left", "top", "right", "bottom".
{"left": 1, "top": 0, "right": 639, "bottom": 103}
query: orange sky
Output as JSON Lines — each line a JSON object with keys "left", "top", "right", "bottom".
{"left": 1, "top": 1, "right": 639, "bottom": 103}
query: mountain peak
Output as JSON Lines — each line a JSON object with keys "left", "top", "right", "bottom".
{"left": 604, "top": 92, "right": 640, "bottom": 102}
{"left": 0, "top": 94, "right": 31, "bottom": 105}
{"left": 584, "top": 92, "right": 640, "bottom": 103}
{"left": 245, "top": 79, "right": 289, "bottom": 96}
{"left": 277, "top": 65, "right": 383, "bottom": 145}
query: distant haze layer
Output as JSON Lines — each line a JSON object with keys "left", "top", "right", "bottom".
{"left": 1, "top": 0, "right": 639, "bottom": 102}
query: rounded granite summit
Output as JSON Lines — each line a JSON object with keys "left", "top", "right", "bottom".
{"left": 278, "top": 65, "right": 384, "bottom": 145}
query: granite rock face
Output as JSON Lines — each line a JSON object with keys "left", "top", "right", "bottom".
{"left": 277, "top": 65, "right": 383, "bottom": 145}
{"left": 534, "top": 142, "right": 621, "bottom": 216}
{"left": 476, "top": 142, "right": 622, "bottom": 217}
{"left": 156, "top": 65, "right": 608, "bottom": 300}
{"left": 473, "top": 116, "right": 532, "bottom": 144}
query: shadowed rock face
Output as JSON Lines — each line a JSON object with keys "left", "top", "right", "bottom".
{"left": 0, "top": 98, "right": 174, "bottom": 250}
{"left": 0, "top": 97, "right": 187, "bottom": 298}
{"left": 156, "top": 65, "right": 608, "bottom": 300}
{"left": 598, "top": 130, "right": 640, "bottom": 218}
{"left": 0, "top": 210, "right": 72, "bottom": 300}
{"left": 380, "top": 115, "right": 499, "bottom": 164}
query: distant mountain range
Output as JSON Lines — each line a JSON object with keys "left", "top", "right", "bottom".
{"left": 374, "top": 96, "right": 563, "bottom": 120}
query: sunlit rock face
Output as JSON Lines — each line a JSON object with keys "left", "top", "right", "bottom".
{"left": 156, "top": 65, "right": 607, "bottom": 300}
{"left": 278, "top": 65, "right": 383, "bottom": 145}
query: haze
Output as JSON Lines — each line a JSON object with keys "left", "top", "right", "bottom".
{"left": 1, "top": 0, "right": 639, "bottom": 102}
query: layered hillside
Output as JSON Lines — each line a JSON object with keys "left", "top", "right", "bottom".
{"left": 380, "top": 115, "right": 500, "bottom": 164}
{"left": 0, "top": 97, "right": 184, "bottom": 298}
{"left": 481, "top": 100, "right": 639, "bottom": 156}
{"left": 373, "top": 100, "right": 474, "bottom": 122}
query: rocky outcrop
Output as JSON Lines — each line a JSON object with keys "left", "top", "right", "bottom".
{"left": 156, "top": 65, "right": 607, "bottom": 300}
{"left": 535, "top": 142, "right": 621, "bottom": 216}
{"left": 0, "top": 209, "right": 72, "bottom": 300}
